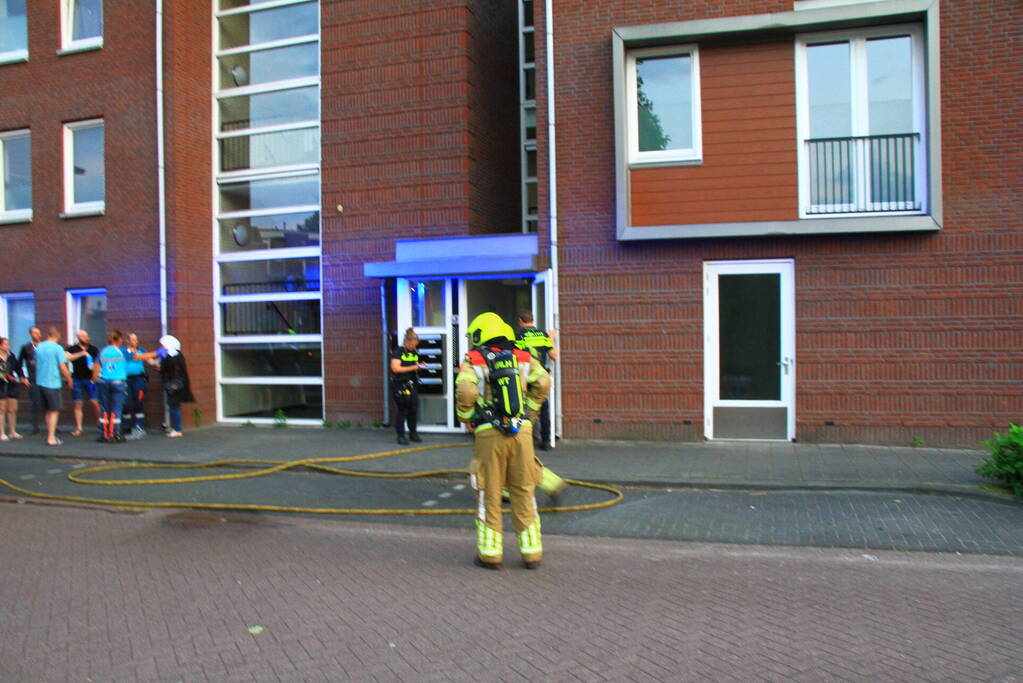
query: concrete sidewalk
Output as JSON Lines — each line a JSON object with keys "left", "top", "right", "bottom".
{"left": 0, "top": 423, "right": 1005, "bottom": 502}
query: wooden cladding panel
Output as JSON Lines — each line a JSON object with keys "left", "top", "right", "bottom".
{"left": 630, "top": 41, "right": 799, "bottom": 227}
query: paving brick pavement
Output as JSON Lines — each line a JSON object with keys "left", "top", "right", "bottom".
{"left": 2, "top": 503, "right": 1022, "bottom": 682}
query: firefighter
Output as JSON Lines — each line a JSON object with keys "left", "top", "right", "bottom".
{"left": 456, "top": 312, "right": 550, "bottom": 570}
{"left": 515, "top": 309, "right": 558, "bottom": 450}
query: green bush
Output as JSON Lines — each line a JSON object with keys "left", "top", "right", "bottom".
{"left": 273, "top": 409, "right": 288, "bottom": 429}
{"left": 976, "top": 423, "right": 1023, "bottom": 498}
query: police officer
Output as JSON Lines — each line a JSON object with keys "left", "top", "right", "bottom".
{"left": 390, "top": 327, "right": 426, "bottom": 445}
{"left": 515, "top": 309, "right": 558, "bottom": 450}
{"left": 456, "top": 312, "right": 550, "bottom": 570}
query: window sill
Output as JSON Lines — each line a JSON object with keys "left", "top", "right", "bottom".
{"left": 0, "top": 213, "right": 32, "bottom": 225}
{"left": 629, "top": 157, "right": 703, "bottom": 169}
{"left": 618, "top": 214, "right": 941, "bottom": 241}
{"left": 58, "top": 39, "right": 103, "bottom": 57}
{"left": 60, "top": 207, "right": 105, "bottom": 219}
{"left": 0, "top": 50, "right": 28, "bottom": 66}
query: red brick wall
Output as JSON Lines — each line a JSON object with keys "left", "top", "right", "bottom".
{"left": 163, "top": 0, "right": 214, "bottom": 427}
{"left": 630, "top": 41, "right": 798, "bottom": 227}
{"left": 321, "top": 1, "right": 518, "bottom": 424}
{"left": 538, "top": 0, "right": 1022, "bottom": 446}
{"left": 0, "top": 1, "right": 165, "bottom": 425}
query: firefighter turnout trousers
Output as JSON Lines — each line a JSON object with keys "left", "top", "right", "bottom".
{"left": 469, "top": 422, "right": 543, "bottom": 566}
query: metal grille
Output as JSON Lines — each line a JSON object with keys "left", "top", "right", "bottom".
{"left": 806, "top": 133, "right": 921, "bottom": 214}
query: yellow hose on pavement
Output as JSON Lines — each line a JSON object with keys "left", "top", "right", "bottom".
{"left": 0, "top": 443, "right": 623, "bottom": 515}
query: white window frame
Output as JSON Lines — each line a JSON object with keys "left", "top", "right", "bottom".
{"left": 60, "top": 0, "right": 103, "bottom": 54}
{"left": 0, "top": 0, "right": 29, "bottom": 64}
{"left": 65, "top": 287, "right": 106, "bottom": 345}
{"left": 63, "top": 118, "right": 105, "bottom": 216}
{"left": 0, "top": 292, "right": 34, "bottom": 343}
{"left": 625, "top": 44, "right": 702, "bottom": 167}
{"left": 795, "top": 24, "right": 927, "bottom": 218}
{"left": 0, "top": 128, "right": 31, "bottom": 222}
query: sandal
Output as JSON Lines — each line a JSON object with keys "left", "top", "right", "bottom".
{"left": 46, "top": 439, "right": 63, "bottom": 447}
{"left": 0, "top": 434, "right": 8, "bottom": 441}
{"left": 70, "top": 429, "right": 83, "bottom": 437}
{"left": 10, "top": 432, "right": 22, "bottom": 440}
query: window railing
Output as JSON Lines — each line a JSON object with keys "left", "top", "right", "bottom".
{"left": 806, "top": 133, "right": 922, "bottom": 215}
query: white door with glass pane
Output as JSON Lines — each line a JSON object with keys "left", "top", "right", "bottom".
{"left": 704, "top": 260, "right": 795, "bottom": 441}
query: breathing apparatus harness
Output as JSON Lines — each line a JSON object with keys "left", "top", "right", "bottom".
{"left": 468, "top": 341, "right": 531, "bottom": 436}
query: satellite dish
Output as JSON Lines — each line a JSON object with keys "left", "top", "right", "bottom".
{"left": 232, "top": 223, "right": 250, "bottom": 246}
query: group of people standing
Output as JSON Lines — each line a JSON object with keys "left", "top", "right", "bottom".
{"left": 0, "top": 326, "right": 193, "bottom": 446}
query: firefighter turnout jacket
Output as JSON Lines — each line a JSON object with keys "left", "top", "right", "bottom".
{"left": 456, "top": 343, "right": 551, "bottom": 566}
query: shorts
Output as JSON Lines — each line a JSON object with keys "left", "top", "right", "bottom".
{"left": 72, "top": 378, "right": 97, "bottom": 402}
{"left": 40, "top": 387, "right": 63, "bottom": 412}
{"left": 0, "top": 381, "right": 19, "bottom": 399}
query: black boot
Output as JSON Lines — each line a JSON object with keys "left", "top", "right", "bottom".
{"left": 397, "top": 434, "right": 409, "bottom": 445}
{"left": 409, "top": 432, "right": 422, "bottom": 442}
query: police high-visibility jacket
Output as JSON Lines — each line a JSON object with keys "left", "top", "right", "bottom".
{"left": 516, "top": 326, "right": 554, "bottom": 368}
{"left": 455, "top": 343, "right": 551, "bottom": 430}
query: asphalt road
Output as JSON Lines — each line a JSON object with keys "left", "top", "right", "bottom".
{"left": 2, "top": 454, "right": 1022, "bottom": 556}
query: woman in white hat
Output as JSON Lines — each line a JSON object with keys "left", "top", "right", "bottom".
{"left": 157, "top": 335, "right": 194, "bottom": 437}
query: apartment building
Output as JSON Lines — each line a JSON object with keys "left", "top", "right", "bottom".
{"left": 1, "top": 0, "right": 1018, "bottom": 446}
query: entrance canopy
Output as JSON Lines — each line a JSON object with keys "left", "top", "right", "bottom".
{"left": 363, "top": 234, "right": 539, "bottom": 279}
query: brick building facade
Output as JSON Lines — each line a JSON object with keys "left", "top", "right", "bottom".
{"left": 0, "top": 0, "right": 1018, "bottom": 447}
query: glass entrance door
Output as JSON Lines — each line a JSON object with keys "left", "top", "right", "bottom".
{"left": 397, "top": 278, "right": 455, "bottom": 431}
{"left": 704, "top": 260, "right": 795, "bottom": 440}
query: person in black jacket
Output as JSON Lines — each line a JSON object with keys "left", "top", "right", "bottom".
{"left": 17, "top": 327, "right": 43, "bottom": 434}
{"left": 157, "top": 335, "right": 194, "bottom": 438}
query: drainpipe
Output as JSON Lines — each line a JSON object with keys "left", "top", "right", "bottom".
{"left": 155, "top": 0, "right": 168, "bottom": 337}
{"left": 544, "top": 0, "right": 561, "bottom": 446}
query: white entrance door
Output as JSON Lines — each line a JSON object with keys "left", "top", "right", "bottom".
{"left": 532, "top": 270, "right": 557, "bottom": 447}
{"left": 704, "top": 260, "right": 795, "bottom": 440}
{"left": 397, "top": 277, "right": 456, "bottom": 432}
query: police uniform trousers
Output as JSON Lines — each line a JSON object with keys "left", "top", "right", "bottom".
{"left": 470, "top": 421, "right": 543, "bottom": 565}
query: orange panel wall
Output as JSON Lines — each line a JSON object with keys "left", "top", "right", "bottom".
{"left": 629, "top": 41, "right": 798, "bottom": 227}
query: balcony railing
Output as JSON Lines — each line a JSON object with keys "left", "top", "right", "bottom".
{"left": 806, "top": 133, "right": 922, "bottom": 215}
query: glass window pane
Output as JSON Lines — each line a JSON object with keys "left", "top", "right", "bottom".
{"left": 75, "top": 293, "right": 107, "bottom": 344}
{"left": 219, "top": 210, "right": 320, "bottom": 252}
{"left": 219, "top": 86, "right": 319, "bottom": 132}
{"left": 71, "top": 0, "right": 102, "bottom": 42}
{"left": 867, "top": 36, "right": 913, "bottom": 135}
{"left": 219, "top": 2, "right": 318, "bottom": 50}
{"left": 221, "top": 258, "right": 319, "bottom": 295}
{"left": 524, "top": 107, "right": 536, "bottom": 140}
{"left": 72, "top": 124, "right": 104, "bottom": 205}
{"left": 524, "top": 66, "right": 535, "bottom": 101}
{"left": 4, "top": 296, "right": 34, "bottom": 349}
{"left": 222, "top": 383, "right": 322, "bottom": 419}
{"left": 526, "top": 181, "right": 537, "bottom": 215}
{"left": 522, "top": 0, "right": 533, "bottom": 28}
{"left": 526, "top": 148, "right": 536, "bottom": 178}
{"left": 3, "top": 134, "right": 31, "bottom": 211}
{"left": 220, "top": 126, "right": 319, "bottom": 173}
{"left": 408, "top": 281, "right": 444, "bottom": 328}
{"left": 807, "top": 42, "right": 851, "bottom": 139}
{"left": 718, "top": 275, "right": 780, "bottom": 401}
{"left": 220, "top": 300, "right": 320, "bottom": 336}
{"left": 220, "top": 342, "right": 321, "bottom": 377}
{"left": 523, "top": 32, "right": 534, "bottom": 63}
{"left": 635, "top": 53, "right": 692, "bottom": 152}
{"left": 218, "top": 176, "right": 319, "bottom": 213}
{"left": 218, "top": 42, "right": 319, "bottom": 89}
{"left": 1, "top": 0, "right": 27, "bottom": 53}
